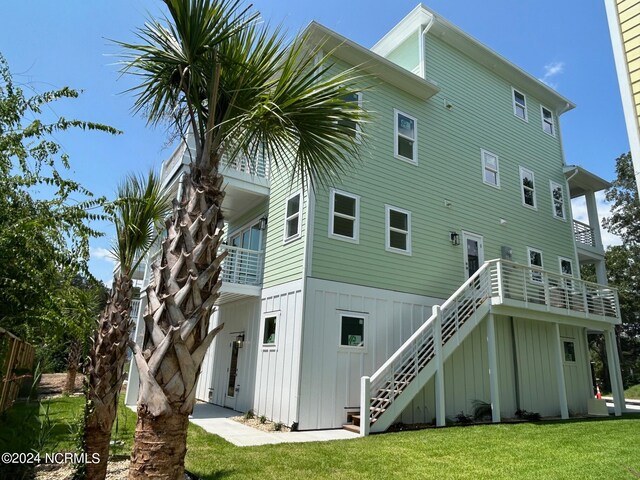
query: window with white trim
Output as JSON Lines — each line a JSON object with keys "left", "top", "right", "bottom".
{"left": 338, "top": 92, "right": 363, "bottom": 142}
{"left": 559, "top": 257, "right": 574, "bottom": 289}
{"left": 563, "top": 340, "right": 576, "bottom": 363}
{"left": 329, "top": 189, "right": 360, "bottom": 243}
{"left": 550, "top": 181, "right": 565, "bottom": 220}
{"left": 513, "top": 88, "right": 528, "bottom": 121}
{"left": 262, "top": 314, "right": 278, "bottom": 346}
{"left": 520, "top": 167, "right": 537, "bottom": 209}
{"left": 283, "top": 192, "right": 302, "bottom": 242}
{"left": 340, "top": 313, "right": 365, "bottom": 348}
{"left": 385, "top": 205, "right": 411, "bottom": 255}
{"left": 481, "top": 149, "right": 500, "bottom": 187}
{"left": 528, "top": 247, "right": 543, "bottom": 283}
{"left": 541, "top": 106, "right": 555, "bottom": 136}
{"left": 394, "top": 109, "right": 417, "bottom": 163}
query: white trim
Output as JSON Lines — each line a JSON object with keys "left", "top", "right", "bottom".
{"left": 512, "top": 87, "right": 528, "bottom": 122}
{"left": 481, "top": 149, "right": 500, "bottom": 188}
{"left": 338, "top": 311, "right": 368, "bottom": 352}
{"left": 283, "top": 190, "right": 303, "bottom": 244}
{"left": 328, "top": 189, "right": 360, "bottom": 244}
{"left": 519, "top": 166, "right": 537, "bottom": 209}
{"left": 540, "top": 105, "right": 556, "bottom": 137}
{"left": 558, "top": 256, "right": 574, "bottom": 277}
{"left": 527, "top": 246, "right": 544, "bottom": 283}
{"left": 393, "top": 109, "right": 418, "bottom": 165}
{"left": 461, "top": 231, "right": 484, "bottom": 279}
{"left": 549, "top": 180, "right": 566, "bottom": 221}
{"left": 561, "top": 338, "right": 577, "bottom": 364}
{"left": 261, "top": 311, "right": 280, "bottom": 350}
{"left": 385, "top": 204, "right": 412, "bottom": 255}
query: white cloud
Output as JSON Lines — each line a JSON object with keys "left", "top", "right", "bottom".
{"left": 570, "top": 191, "right": 622, "bottom": 249}
{"left": 539, "top": 61, "right": 565, "bottom": 88}
{"left": 91, "top": 246, "right": 117, "bottom": 265}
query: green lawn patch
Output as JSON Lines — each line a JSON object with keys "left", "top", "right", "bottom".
{"left": 625, "top": 384, "right": 640, "bottom": 400}
{"left": 2, "top": 396, "right": 639, "bottom": 480}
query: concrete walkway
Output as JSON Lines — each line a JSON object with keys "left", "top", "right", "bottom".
{"left": 188, "top": 403, "right": 358, "bottom": 447}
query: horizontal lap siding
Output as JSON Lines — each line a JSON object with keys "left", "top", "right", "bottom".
{"left": 311, "top": 38, "right": 576, "bottom": 299}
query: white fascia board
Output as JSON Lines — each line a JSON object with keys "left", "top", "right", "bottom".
{"left": 371, "top": 4, "right": 435, "bottom": 57}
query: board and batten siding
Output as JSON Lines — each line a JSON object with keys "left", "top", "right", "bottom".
{"left": 253, "top": 280, "right": 305, "bottom": 426}
{"left": 196, "top": 299, "right": 261, "bottom": 413}
{"left": 297, "top": 278, "right": 439, "bottom": 430}
{"left": 262, "top": 170, "right": 307, "bottom": 288}
{"left": 310, "top": 37, "right": 576, "bottom": 300}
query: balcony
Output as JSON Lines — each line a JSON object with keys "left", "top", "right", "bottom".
{"left": 573, "top": 219, "right": 595, "bottom": 247}
{"left": 218, "top": 245, "right": 264, "bottom": 304}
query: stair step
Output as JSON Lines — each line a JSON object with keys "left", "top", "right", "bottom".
{"left": 350, "top": 414, "right": 361, "bottom": 426}
{"left": 343, "top": 423, "right": 360, "bottom": 433}
{"left": 370, "top": 406, "right": 386, "bottom": 413}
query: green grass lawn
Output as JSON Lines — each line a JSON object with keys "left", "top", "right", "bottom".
{"left": 625, "top": 384, "right": 640, "bottom": 400}
{"left": 1, "top": 396, "right": 639, "bottom": 480}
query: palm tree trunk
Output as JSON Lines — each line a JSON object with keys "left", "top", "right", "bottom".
{"left": 84, "top": 275, "right": 133, "bottom": 480}
{"left": 64, "top": 339, "right": 82, "bottom": 394}
{"left": 128, "top": 169, "right": 225, "bottom": 480}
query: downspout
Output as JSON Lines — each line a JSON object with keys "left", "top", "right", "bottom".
{"left": 419, "top": 16, "right": 436, "bottom": 79}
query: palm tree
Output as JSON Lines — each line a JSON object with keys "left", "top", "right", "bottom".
{"left": 83, "top": 172, "right": 169, "bottom": 480}
{"left": 118, "top": 1, "right": 367, "bottom": 478}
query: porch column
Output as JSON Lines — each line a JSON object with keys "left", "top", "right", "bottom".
{"left": 595, "top": 260, "right": 608, "bottom": 286}
{"left": 433, "top": 305, "right": 446, "bottom": 427}
{"left": 585, "top": 192, "right": 603, "bottom": 250}
{"left": 553, "top": 323, "right": 569, "bottom": 419}
{"left": 486, "top": 314, "right": 501, "bottom": 423}
{"left": 604, "top": 329, "right": 624, "bottom": 416}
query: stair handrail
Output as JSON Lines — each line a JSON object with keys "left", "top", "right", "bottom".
{"left": 369, "top": 261, "right": 494, "bottom": 386}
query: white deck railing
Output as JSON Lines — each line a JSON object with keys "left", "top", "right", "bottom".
{"left": 361, "top": 259, "right": 620, "bottom": 435}
{"left": 573, "top": 219, "right": 596, "bottom": 247}
{"left": 220, "top": 245, "right": 264, "bottom": 286}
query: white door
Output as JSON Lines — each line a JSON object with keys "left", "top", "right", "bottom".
{"left": 224, "top": 337, "right": 240, "bottom": 409}
{"left": 462, "top": 232, "right": 484, "bottom": 279}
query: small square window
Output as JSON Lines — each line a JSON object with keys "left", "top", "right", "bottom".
{"left": 563, "top": 341, "right": 576, "bottom": 363}
{"left": 481, "top": 149, "right": 500, "bottom": 187}
{"left": 263, "top": 315, "right": 277, "bottom": 345}
{"left": 385, "top": 205, "right": 411, "bottom": 255}
{"left": 284, "top": 192, "right": 302, "bottom": 242}
{"left": 520, "top": 167, "right": 537, "bottom": 209}
{"left": 550, "top": 181, "right": 565, "bottom": 220}
{"left": 394, "top": 109, "right": 417, "bottom": 164}
{"left": 513, "top": 89, "right": 528, "bottom": 121}
{"left": 541, "top": 106, "right": 555, "bottom": 136}
{"left": 329, "top": 189, "right": 360, "bottom": 243}
{"left": 340, "top": 315, "right": 365, "bottom": 347}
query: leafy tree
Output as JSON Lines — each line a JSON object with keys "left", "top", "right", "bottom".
{"left": 83, "top": 172, "right": 169, "bottom": 480}
{"left": 0, "top": 53, "right": 118, "bottom": 340}
{"left": 118, "top": 1, "right": 368, "bottom": 477}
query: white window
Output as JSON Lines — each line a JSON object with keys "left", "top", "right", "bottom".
{"left": 340, "top": 313, "right": 366, "bottom": 348}
{"left": 520, "top": 167, "right": 537, "bottom": 209}
{"left": 394, "top": 109, "right": 417, "bottom": 164}
{"left": 550, "top": 181, "right": 565, "bottom": 220}
{"left": 262, "top": 313, "right": 278, "bottom": 347}
{"left": 528, "top": 247, "right": 543, "bottom": 283}
{"left": 329, "top": 189, "right": 360, "bottom": 243}
{"left": 563, "top": 340, "right": 576, "bottom": 363}
{"left": 338, "top": 92, "right": 363, "bottom": 143}
{"left": 512, "top": 88, "right": 528, "bottom": 121}
{"left": 481, "top": 149, "right": 500, "bottom": 187}
{"left": 541, "top": 106, "right": 555, "bottom": 136}
{"left": 385, "top": 205, "right": 411, "bottom": 255}
{"left": 559, "top": 257, "right": 574, "bottom": 289}
{"left": 283, "top": 191, "right": 302, "bottom": 242}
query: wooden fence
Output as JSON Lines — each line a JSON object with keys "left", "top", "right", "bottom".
{"left": 0, "top": 328, "right": 36, "bottom": 413}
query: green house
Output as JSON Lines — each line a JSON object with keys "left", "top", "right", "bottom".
{"left": 126, "top": 4, "right": 625, "bottom": 434}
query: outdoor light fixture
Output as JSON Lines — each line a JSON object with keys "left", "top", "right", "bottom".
{"left": 235, "top": 334, "right": 245, "bottom": 348}
{"left": 259, "top": 216, "right": 268, "bottom": 231}
{"left": 450, "top": 231, "right": 460, "bottom": 246}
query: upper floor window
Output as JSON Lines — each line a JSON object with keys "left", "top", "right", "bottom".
{"left": 528, "top": 247, "right": 543, "bottom": 283}
{"left": 385, "top": 205, "right": 411, "bottom": 255}
{"left": 284, "top": 191, "right": 302, "bottom": 242}
{"left": 338, "top": 92, "right": 363, "bottom": 142}
{"left": 550, "top": 181, "right": 565, "bottom": 220}
{"left": 394, "top": 109, "right": 417, "bottom": 164}
{"left": 559, "top": 257, "right": 574, "bottom": 289}
{"left": 541, "top": 106, "right": 555, "bottom": 136}
{"left": 329, "top": 189, "right": 360, "bottom": 243}
{"left": 481, "top": 149, "right": 500, "bottom": 187}
{"left": 512, "top": 88, "right": 528, "bottom": 121}
{"left": 520, "top": 167, "right": 537, "bottom": 209}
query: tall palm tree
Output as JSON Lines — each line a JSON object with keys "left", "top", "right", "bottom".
{"left": 83, "top": 172, "right": 169, "bottom": 480}
{"left": 118, "top": 1, "right": 367, "bottom": 478}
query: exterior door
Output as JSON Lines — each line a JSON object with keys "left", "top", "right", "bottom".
{"left": 462, "top": 232, "right": 484, "bottom": 279}
{"left": 224, "top": 338, "right": 240, "bottom": 409}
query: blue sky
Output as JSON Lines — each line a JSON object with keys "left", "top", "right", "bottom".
{"left": 0, "top": 1, "right": 628, "bottom": 284}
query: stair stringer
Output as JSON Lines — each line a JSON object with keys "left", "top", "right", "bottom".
{"left": 370, "top": 301, "right": 491, "bottom": 433}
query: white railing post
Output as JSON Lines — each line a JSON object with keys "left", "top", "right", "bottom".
{"left": 433, "top": 305, "right": 446, "bottom": 427}
{"left": 496, "top": 261, "right": 504, "bottom": 302}
{"left": 486, "top": 314, "right": 501, "bottom": 423}
{"left": 360, "top": 376, "right": 371, "bottom": 436}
